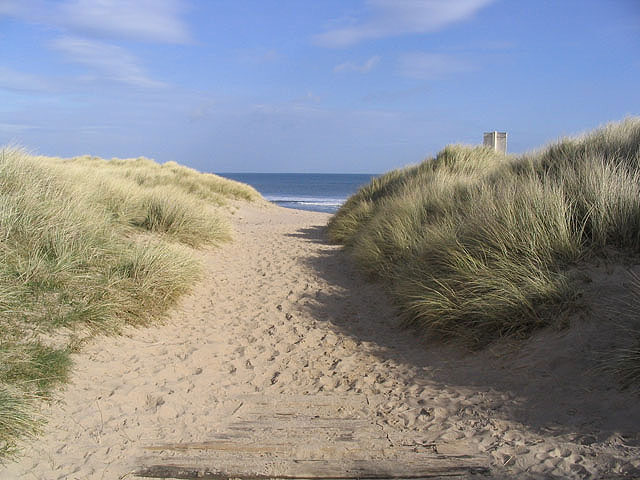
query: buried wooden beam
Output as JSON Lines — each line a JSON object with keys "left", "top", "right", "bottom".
{"left": 133, "top": 461, "right": 491, "bottom": 479}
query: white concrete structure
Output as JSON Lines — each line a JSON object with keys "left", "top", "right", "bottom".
{"left": 483, "top": 131, "right": 507, "bottom": 153}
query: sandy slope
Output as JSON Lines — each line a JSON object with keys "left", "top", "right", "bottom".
{"left": 2, "top": 203, "right": 639, "bottom": 479}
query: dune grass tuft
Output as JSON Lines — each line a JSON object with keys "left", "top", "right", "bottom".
{"left": 329, "top": 118, "right": 640, "bottom": 353}
{"left": 598, "top": 272, "right": 640, "bottom": 392}
{"left": 0, "top": 386, "right": 41, "bottom": 459}
{"left": 0, "top": 148, "right": 259, "bottom": 459}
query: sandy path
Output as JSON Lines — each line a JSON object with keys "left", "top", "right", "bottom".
{"left": 2, "top": 203, "right": 639, "bottom": 479}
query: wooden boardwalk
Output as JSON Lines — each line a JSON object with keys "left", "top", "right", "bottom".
{"left": 134, "top": 395, "right": 489, "bottom": 479}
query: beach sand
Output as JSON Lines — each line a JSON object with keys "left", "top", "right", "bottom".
{"left": 2, "top": 203, "right": 639, "bottom": 479}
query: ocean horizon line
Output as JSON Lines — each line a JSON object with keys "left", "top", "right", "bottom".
{"left": 217, "top": 172, "right": 375, "bottom": 213}
{"left": 216, "top": 171, "right": 380, "bottom": 176}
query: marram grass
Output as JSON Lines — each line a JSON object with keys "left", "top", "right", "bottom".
{"left": 329, "top": 118, "right": 640, "bottom": 354}
{"left": 598, "top": 272, "right": 640, "bottom": 393}
{"left": 0, "top": 148, "right": 259, "bottom": 459}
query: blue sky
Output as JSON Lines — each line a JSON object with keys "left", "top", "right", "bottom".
{"left": 1, "top": 0, "right": 639, "bottom": 173}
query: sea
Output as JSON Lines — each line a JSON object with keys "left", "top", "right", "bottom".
{"left": 218, "top": 173, "right": 377, "bottom": 214}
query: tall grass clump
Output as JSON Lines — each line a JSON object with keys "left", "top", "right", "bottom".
{"left": 329, "top": 118, "right": 640, "bottom": 348}
{"left": 0, "top": 148, "right": 259, "bottom": 459}
{"left": 598, "top": 272, "right": 640, "bottom": 392}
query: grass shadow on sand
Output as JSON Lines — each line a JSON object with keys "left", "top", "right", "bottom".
{"left": 287, "top": 224, "right": 640, "bottom": 447}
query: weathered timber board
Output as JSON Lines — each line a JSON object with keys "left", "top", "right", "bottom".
{"left": 133, "top": 394, "right": 489, "bottom": 479}
{"left": 134, "top": 459, "right": 490, "bottom": 479}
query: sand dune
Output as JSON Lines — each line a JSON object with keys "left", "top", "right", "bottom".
{"left": 2, "top": 203, "right": 639, "bottom": 479}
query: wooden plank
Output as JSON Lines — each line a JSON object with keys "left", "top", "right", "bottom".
{"left": 134, "top": 459, "right": 490, "bottom": 479}
{"left": 232, "top": 394, "right": 371, "bottom": 408}
{"left": 134, "top": 449, "right": 489, "bottom": 476}
{"left": 226, "top": 418, "right": 376, "bottom": 433}
{"left": 143, "top": 441, "right": 382, "bottom": 456}
{"left": 133, "top": 394, "right": 489, "bottom": 479}
{"left": 144, "top": 441, "right": 288, "bottom": 454}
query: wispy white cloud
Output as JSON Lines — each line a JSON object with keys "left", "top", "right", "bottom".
{"left": 398, "top": 52, "right": 472, "bottom": 79}
{"left": 334, "top": 55, "right": 381, "bottom": 73}
{"left": 0, "top": 0, "right": 190, "bottom": 44}
{"left": 58, "top": 0, "right": 190, "bottom": 44}
{"left": 0, "top": 67, "right": 53, "bottom": 92}
{"left": 52, "top": 37, "right": 166, "bottom": 88}
{"left": 0, "top": 0, "right": 189, "bottom": 89}
{"left": 315, "top": 0, "right": 495, "bottom": 47}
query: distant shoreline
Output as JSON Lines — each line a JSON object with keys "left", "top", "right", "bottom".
{"left": 218, "top": 172, "right": 377, "bottom": 213}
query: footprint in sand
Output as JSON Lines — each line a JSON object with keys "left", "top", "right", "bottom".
{"left": 145, "top": 394, "right": 165, "bottom": 413}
